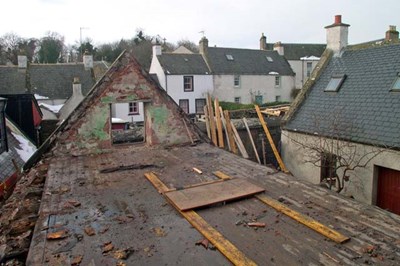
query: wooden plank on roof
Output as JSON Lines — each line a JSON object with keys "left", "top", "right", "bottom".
{"left": 144, "top": 172, "right": 257, "bottom": 266}
{"left": 214, "top": 98, "right": 224, "bottom": 148}
{"left": 224, "top": 110, "right": 237, "bottom": 154}
{"left": 164, "top": 178, "right": 265, "bottom": 211}
{"left": 206, "top": 94, "right": 218, "bottom": 146}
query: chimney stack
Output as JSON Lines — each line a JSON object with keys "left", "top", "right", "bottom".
{"left": 273, "top": 42, "right": 284, "bottom": 55}
{"left": 385, "top": 25, "right": 399, "bottom": 41}
{"left": 18, "top": 55, "right": 27, "bottom": 69}
{"left": 325, "top": 15, "right": 350, "bottom": 55}
{"left": 152, "top": 44, "right": 162, "bottom": 57}
{"left": 260, "top": 33, "right": 267, "bottom": 50}
{"left": 83, "top": 51, "right": 93, "bottom": 69}
{"left": 199, "top": 37, "right": 209, "bottom": 55}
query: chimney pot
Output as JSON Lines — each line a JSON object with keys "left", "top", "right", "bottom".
{"left": 334, "top": 15, "right": 342, "bottom": 24}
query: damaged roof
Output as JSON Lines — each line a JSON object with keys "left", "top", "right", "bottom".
{"left": 285, "top": 42, "right": 400, "bottom": 148}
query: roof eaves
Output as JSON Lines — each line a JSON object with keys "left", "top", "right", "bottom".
{"left": 282, "top": 49, "right": 333, "bottom": 124}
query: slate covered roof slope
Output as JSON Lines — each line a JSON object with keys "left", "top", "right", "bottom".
{"left": 157, "top": 53, "right": 210, "bottom": 74}
{"left": 285, "top": 43, "right": 400, "bottom": 148}
{"left": 30, "top": 63, "right": 95, "bottom": 99}
{"left": 0, "top": 66, "right": 27, "bottom": 94}
{"left": 267, "top": 43, "right": 326, "bottom": 60}
{"left": 206, "top": 47, "right": 294, "bottom": 75}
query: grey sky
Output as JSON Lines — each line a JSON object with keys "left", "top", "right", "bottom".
{"left": 1, "top": 0, "right": 398, "bottom": 48}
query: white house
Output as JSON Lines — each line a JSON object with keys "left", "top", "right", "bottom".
{"left": 199, "top": 37, "right": 295, "bottom": 104}
{"left": 149, "top": 45, "right": 213, "bottom": 115}
{"left": 282, "top": 16, "right": 400, "bottom": 215}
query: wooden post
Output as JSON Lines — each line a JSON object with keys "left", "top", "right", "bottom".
{"left": 243, "top": 118, "right": 261, "bottom": 164}
{"left": 219, "top": 106, "right": 231, "bottom": 151}
{"left": 255, "top": 105, "right": 288, "bottom": 173}
{"left": 214, "top": 98, "right": 224, "bottom": 148}
{"left": 206, "top": 94, "right": 217, "bottom": 146}
{"left": 224, "top": 110, "right": 237, "bottom": 154}
{"left": 261, "top": 137, "right": 266, "bottom": 165}
{"left": 230, "top": 121, "right": 249, "bottom": 159}
{"left": 203, "top": 106, "right": 211, "bottom": 139}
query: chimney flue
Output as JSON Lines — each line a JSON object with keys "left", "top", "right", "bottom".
{"left": 260, "top": 33, "right": 267, "bottom": 50}
{"left": 334, "top": 15, "right": 342, "bottom": 24}
{"left": 385, "top": 25, "right": 399, "bottom": 41}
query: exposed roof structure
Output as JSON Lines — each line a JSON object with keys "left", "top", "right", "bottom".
{"left": 206, "top": 47, "right": 294, "bottom": 75}
{"left": 0, "top": 63, "right": 95, "bottom": 99}
{"left": 284, "top": 42, "right": 400, "bottom": 148}
{"left": 267, "top": 43, "right": 326, "bottom": 60}
{"left": 157, "top": 54, "right": 210, "bottom": 75}
{"left": 1, "top": 49, "right": 400, "bottom": 265}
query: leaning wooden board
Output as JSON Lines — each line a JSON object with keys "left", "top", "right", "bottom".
{"left": 164, "top": 178, "right": 265, "bottom": 211}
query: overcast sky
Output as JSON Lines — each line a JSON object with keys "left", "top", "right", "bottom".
{"left": 1, "top": 0, "right": 399, "bottom": 49}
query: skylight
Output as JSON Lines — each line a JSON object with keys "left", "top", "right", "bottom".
{"left": 266, "top": 56, "right": 273, "bottom": 62}
{"left": 391, "top": 76, "right": 400, "bottom": 91}
{"left": 226, "top": 54, "right": 234, "bottom": 61}
{"left": 324, "top": 74, "right": 346, "bottom": 92}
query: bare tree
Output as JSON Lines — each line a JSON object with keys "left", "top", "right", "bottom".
{"left": 285, "top": 111, "right": 387, "bottom": 193}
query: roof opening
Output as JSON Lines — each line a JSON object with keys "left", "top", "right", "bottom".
{"left": 391, "top": 75, "right": 400, "bottom": 91}
{"left": 225, "top": 54, "right": 234, "bottom": 61}
{"left": 266, "top": 56, "right": 273, "bottom": 62}
{"left": 325, "top": 74, "right": 346, "bottom": 92}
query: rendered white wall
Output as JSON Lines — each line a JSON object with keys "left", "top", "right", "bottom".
{"left": 112, "top": 102, "right": 144, "bottom": 122}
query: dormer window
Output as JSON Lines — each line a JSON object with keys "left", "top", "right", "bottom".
{"left": 325, "top": 74, "right": 346, "bottom": 92}
{"left": 391, "top": 75, "right": 400, "bottom": 91}
{"left": 226, "top": 54, "right": 234, "bottom": 61}
{"left": 266, "top": 56, "right": 273, "bottom": 62}
{"left": 0, "top": 97, "right": 8, "bottom": 154}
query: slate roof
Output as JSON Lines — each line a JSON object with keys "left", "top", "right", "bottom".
{"left": 0, "top": 66, "right": 28, "bottom": 94}
{"left": 0, "top": 120, "right": 26, "bottom": 182}
{"left": 285, "top": 43, "right": 400, "bottom": 148}
{"left": 266, "top": 43, "right": 326, "bottom": 60}
{"left": 0, "top": 63, "right": 95, "bottom": 99}
{"left": 157, "top": 54, "right": 210, "bottom": 75}
{"left": 30, "top": 64, "right": 95, "bottom": 99}
{"left": 205, "top": 47, "right": 294, "bottom": 75}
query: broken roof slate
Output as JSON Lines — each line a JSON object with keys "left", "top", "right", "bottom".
{"left": 285, "top": 43, "right": 400, "bottom": 148}
{"left": 267, "top": 43, "right": 326, "bottom": 60}
{"left": 157, "top": 53, "right": 210, "bottom": 74}
{"left": 206, "top": 47, "right": 294, "bottom": 75}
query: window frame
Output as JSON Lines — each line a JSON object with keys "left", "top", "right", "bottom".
{"left": 390, "top": 75, "right": 400, "bottom": 91}
{"left": 183, "top": 76, "right": 194, "bottom": 92}
{"left": 255, "top": 95, "right": 263, "bottom": 105}
{"left": 195, "top": 98, "right": 206, "bottom": 114}
{"left": 325, "top": 74, "right": 346, "bottom": 92}
{"left": 234, "top": 97, "right": 241, "bottom": 104}
{"left": 234, "top": 75, "right": 240, "bottom": 87}
{"left": 226, "top": 54, "right": 234, "bottom": 61}
{"left": 274, "top": 75, "right": 281, "bottom": 87}
{"left": 320, "top": 152, "right": 338, "bottom": 184}
{"left": 128, "top": 102, "right": 139, "bottom": 115}
{"left": 306, "top": 62, "right": 312, "bottom": 78}
{"left": 179, "top": 99, "right": 189, "bottom": 113}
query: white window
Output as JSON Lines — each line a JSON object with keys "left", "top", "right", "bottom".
{"left": 306, "top": 62, "right": 312, "bottom": 77}
{"left": 234, "top": 75, "right": 240, "bottom": 87}
{"left": 234, "top": 97, "right": 241, "bottom": 104}
{"left": 179, "top": 99, "right": 189, "bottom": 113}
{"left": 226, "top": 54, "right": 234, "bottom": 61}
{"left": 266, "top": 56, "right": 273, "bottom": 62}
{"left": 195, "top": 99, "right": 206, "bottom": 114}
{"left": 129, "top": 102, "right": 139, "bottom": 115}
{"left": 183, "top": 76, "right": 193, "bottom": 92}
{"left": 391, "top": 75, "right": 400, "bottom": 91}
{"left": 275, "top": 76, "right": 281, "bottom": 87}
{"left": 255, "top": 95, "right": 263, "bottom": 105}
{"left": 275, "top": 95, "right": 281, "bottom": 102}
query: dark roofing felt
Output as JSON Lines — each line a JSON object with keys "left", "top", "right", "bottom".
{"left": 266, "top": 43, "right": 326, "bottom": 60}
{"left": 0, "top": 66, "right": 28, "bottom": 94}
{"left": 206, "top": 47, "right": 294, "bottom": 75}
{"left": 30, "top": 64, "right": 95, "bottom": 99}
{"left": 285, "top": 43, "right": 400, "bottom": 148}
{"left": 157, "top": 54, "right": 210, "bottom": 75}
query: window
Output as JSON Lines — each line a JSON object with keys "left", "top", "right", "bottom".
{"left": 234, "top": 97, "right": 241, "bottom": 104}
{"left": 234, "top": 75, "right": 240, "bottom": 87}
{"left": 320, "top": 153, "right": 337, "bottom": 184}
{"left": 306, "top": 62, "right": 312, "bottom": 77}
{"left": 255, "top": 95, "right": 263, "bottom": 105}
{"left": 275, "top": 95, "right": 281, "bottom": 102}
{"left": 226, "top": 54, "right": 234, "bottom": 61}
{"left": 179, "top": 99, "right": 189, "bottom": 113}
{"left": 325, "top": 74, "right": 346, "bottom": 92}
{"left": 195, "top": 98, "right": 206, "bottom": 114}
{"left": 183, "top": 76, "right": 194, "bottom": 92}
{"left": 128, "top": 102, "right": 139, "bottom": 115}
{"left": 275, "top": 76, "right": 281, "bottom": 87}
{"left": 266, "top": 56, "right": 273, "bottom": 62}
{"left": 0, "top": 98, "right": 7, "bottom": 154}
{"left": 391, "top": 75, "right": 400, "bottom": 91}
